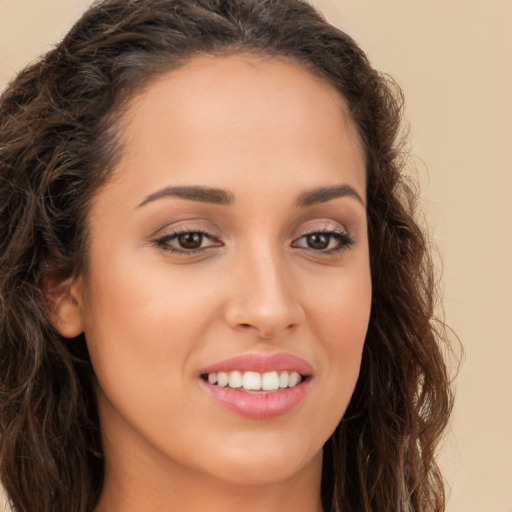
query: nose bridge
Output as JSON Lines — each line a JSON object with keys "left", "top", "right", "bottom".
{"left": 248, "top": 247, "right": 288, "bottom": 305}
{"left": 225, "top": 241, "right": 303, "bottom": 338}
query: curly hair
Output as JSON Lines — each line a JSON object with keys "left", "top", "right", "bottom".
{"left": 0, "top": 0, "right": 454, "bottom": 511}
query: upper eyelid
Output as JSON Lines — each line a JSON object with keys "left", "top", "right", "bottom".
{"left": 152, "top": 221, "right": 350, "bottom": 239}
{"left": 292, "top": 228, "right": 346, "bottom": 244}
{"left": 151, "top": 220, "right": 220, "bottom": 238}
{"left": 293, "top": 228, "right": 353, "bottom": 243}
{"left": 297, "top": 225, "right": 346, "bottom": 234}
{"left": 155, "top": 227, "right": 351, "bottom": 247}
{"left": 293, "top": 221, "right": 349, "bottom": 237}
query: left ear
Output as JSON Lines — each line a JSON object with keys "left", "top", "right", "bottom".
{"left": 43, "top": 272, "right": 85, "bottom": 338}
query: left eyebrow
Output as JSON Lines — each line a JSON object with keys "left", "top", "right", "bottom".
{"left": 296, "top": 184, "right": 365, "bottom": 207}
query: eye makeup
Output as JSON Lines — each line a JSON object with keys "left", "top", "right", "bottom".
{"left": 153, "top": 227, "right": 223, "bottom": 254}
{"left": 291, "top": 227, "right": 354, "bottom": 254}
{"left": 152, "top": 224, "right": 354, "bottom": 257}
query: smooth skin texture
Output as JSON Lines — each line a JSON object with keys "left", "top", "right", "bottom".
{"left": 52, "top": 55, "right": 372, "bottom": 512}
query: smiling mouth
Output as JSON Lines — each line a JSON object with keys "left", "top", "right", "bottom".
{"left": 200, "top": 370, "right": 306, "bottom": 392}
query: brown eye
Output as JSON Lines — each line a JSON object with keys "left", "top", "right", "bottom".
{"left": 154, "top": 229, "right": 223, "bottom": 254}
{"left": 177, "top": 232, "right": 204, "bottom": 249}
{"left": 292, "top": 229, "right": 354, "bottom": 253}
{"left": 306, "top": 233, "right": 330, "bottom": 250}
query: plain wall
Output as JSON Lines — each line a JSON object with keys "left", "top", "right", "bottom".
{"left": 1, "top": 1, "right": 511, "bottom": 511}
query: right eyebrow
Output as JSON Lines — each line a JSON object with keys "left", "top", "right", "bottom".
{"left": 137, "top": 185, "right": 235, "bottom": 208}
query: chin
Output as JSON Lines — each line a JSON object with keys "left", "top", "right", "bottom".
{"left": 200, "top": 445, "right": 323, "bottom": 487}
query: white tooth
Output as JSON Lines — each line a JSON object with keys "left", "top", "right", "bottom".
{"left": 279, "top": 371, "right": 289, "bottom": 388}
{"left": 217, "top": 372, "right": 229, "bottom": 387}
{"left": 207, "top": 373, "right": 218, "bottom": 385}
{"left": 288, "top": 371, "right": 301, "bottom": 387}
{"left": 242, "top": 371, "right": 261, "bottom": 390}
{"left": 228, "top": 371, "right": 243, "bottom": 388}
{"left": 262, "top": 371, "right": 279, "bottom": 391}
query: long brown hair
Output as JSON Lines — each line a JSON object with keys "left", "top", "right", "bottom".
{"left": 0, "top": 1, "right": 454, "bottom": 511}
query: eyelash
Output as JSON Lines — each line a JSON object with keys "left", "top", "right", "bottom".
{"left": 291, "top": 228, "right": 354, "bottom": 254}
{"left": 153, "top": 227, "right": 354, "bottom": 255}
{"left": 153, "top": 228, "right": 219, "bottom": 254}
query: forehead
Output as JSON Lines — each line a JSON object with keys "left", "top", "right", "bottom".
{"left": 123, "top": 55, "right": 361, "bottom": 146}
{"left": 107, "top": 54, "right": 366, "bottom": 200}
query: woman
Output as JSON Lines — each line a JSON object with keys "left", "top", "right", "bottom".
{"left": 0, "top": 0, "right": 454, "bottom": 511}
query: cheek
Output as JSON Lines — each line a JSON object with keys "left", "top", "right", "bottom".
{"left": 308, "top": 255, "right": 371, "bottom": 350}
{"left": 305, "top": 262, "right": 371, "bottom": 423}
{"left": 80, "top": 242, "right": 238, "bottom": 417}
{"left": 80, "top": 264, "right": 223, "bottom": 457}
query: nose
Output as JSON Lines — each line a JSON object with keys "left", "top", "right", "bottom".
{"left": 223, "top": 250, "right": 305, "bottom": 340}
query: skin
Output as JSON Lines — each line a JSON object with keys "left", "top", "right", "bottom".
{"left": 53, "top": 55, "right": 371, "bottom": 511}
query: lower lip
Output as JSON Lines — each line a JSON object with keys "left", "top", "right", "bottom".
{"left": 200, "top": 380, "right": 310, "bottom": 419}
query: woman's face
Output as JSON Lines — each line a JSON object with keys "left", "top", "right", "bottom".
{"left": 74, "top": 55, "right": 371, "bottom": 489}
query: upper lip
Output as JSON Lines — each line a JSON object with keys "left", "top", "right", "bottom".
{"left": 200, "top": 353, "right": 313, "bottom": 376}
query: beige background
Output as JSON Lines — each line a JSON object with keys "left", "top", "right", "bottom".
{"left": 1, "top": 1, "right": 511, "bottom": 511}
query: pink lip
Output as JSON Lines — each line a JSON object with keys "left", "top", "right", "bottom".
{"left": 199, "top": 353, "right": 313, "bottom": 419}
{"left": 200, "top": 353, "right": 313, "bottom": 376}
